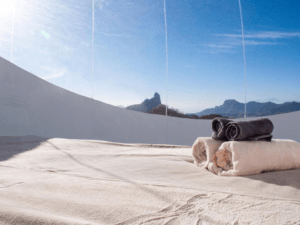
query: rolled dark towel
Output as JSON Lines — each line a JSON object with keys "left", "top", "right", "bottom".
{"left": 247, "top": 134, "right": 273, "bottom": 142}
{"left": 212, "top": 118, "right": 233, "bottom": 141}
{"left": 225, "top": 118, "right": 274, "bottom": 141}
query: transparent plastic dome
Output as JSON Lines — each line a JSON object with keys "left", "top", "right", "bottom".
{"left": 1, "top": 1, "right": 300, "bottom": 224}
{"left": 0, "top": 0, "right": 300, "bottom": 143}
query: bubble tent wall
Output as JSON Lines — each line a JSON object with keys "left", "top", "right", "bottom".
{"left": 1, "top": 0, "right": 300, "bottom": 144}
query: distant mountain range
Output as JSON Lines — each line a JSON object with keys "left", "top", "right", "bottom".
{"left": 194, "top": 99, "right": 300, "bottom": 118}
{"left": 126, "top": 93, "right": 300, "bottom": 118}
{"left": 126, "top": 92, "right": 161, "bottom": 112}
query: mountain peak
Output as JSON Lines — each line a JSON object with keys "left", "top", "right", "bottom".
{"left": 223, "top": 99, "right": 239, "bottom": 105}
{"left": 126, "top": 92, "right": 161, "bottom": 113}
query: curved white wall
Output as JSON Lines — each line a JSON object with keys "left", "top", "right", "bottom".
{"left": 0, "top": 57, "right": 299, "bottom": 145}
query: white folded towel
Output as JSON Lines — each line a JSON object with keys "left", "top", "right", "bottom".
{"left": 192, "top": 137, "right": 224, "bottom": 168}
{"left": 209, "top": 139, "right": 300, "bottom": 176}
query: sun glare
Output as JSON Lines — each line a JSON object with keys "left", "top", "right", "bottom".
{"left": 0, "top": 0, "right": 14, "bottom": 18}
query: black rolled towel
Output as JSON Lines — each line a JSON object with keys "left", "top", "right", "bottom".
{"left": 225, "top": 118, "right": 274, "bottom": 141}
{"left": 212, "top": 117, "right": 233, "bottom": 141}
{"left": 247, "top": 134, "right": 273, "bottom": 142}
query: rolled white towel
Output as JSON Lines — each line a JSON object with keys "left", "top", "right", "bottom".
{"left": 192, "top": 137, "right": 224, "bottom": 168}
{"left": 210, "top": 139, "right": 300, "bottom": 176}
{"left": 207, "top": 162, "right": 223, "bottom": 175}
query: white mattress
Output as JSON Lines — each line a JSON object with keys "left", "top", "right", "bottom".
{"left": 1, "top": 136, "right": 300, "bottom": 224}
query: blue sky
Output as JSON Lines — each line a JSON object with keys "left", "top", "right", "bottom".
{"left": 1, "top": 0, "right": 300, "bottom": 113}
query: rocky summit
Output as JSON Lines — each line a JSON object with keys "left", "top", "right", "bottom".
{"left": 126, "top": 92, "right": 161, "bottom": 112}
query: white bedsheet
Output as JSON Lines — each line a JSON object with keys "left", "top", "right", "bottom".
{"left": 1, "top": 136, "right": 300, "bottom": 224}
